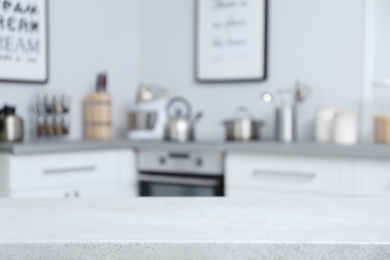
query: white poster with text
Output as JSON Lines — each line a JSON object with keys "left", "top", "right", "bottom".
{"left": 0, "top": 0, "right": 48, "bottom": 83}
{"left": 196, "top": 0, "right": 267, "bottom": 82}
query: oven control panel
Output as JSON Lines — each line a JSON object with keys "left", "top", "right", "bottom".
{"left": 138, "top": 150, "right": 224, "bottom": 176}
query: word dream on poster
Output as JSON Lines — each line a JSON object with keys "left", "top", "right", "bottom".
{"left": 0, "top": 0, "right": 42, "bottom": 64}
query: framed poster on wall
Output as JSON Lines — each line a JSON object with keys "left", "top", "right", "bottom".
{"left": 195, "top": 0, "right": 268, "bottom": 83}
{"left": 0, "top": 0, "right": 49, "bottom": 83}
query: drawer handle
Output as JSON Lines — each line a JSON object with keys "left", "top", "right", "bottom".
{"left": 43, "top": 166, "right": 96, "bottom": 175}
{"left": 253, "top": 170, "right": 316, "bottom": 181}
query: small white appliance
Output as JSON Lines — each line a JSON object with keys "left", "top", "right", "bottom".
{"left": 127, "top": 83, "right": 169, "bottom": 140}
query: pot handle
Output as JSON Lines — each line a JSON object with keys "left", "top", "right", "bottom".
{"left": 166, "top": 97, "right": 192, "bottom": 119}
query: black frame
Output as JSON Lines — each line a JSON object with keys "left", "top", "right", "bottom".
{"left": 0, "top": 0, "right": 49, "bottom": 84}
{"left": 195, "top": 0, "right": 268, "bottom": 83}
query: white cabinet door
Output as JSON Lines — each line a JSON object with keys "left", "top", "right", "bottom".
{"left": 226, "top": 153, "right": 354, "bottom": 198}
{"left": 354, "top": 159, "right": 390, "bottom": 197}
{"left": 117, "top": 150, "right": 138, "bottom": 197}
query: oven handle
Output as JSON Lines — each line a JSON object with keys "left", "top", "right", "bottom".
{"left": 139, "top": 174, "right": 220, "bottom": 187}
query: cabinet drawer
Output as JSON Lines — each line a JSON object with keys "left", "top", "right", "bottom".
{"left": 9, "top": 151, "right": 119, "bottom": 191}
{"left": 226, "top": 153, "right": 353, "bottom": 196}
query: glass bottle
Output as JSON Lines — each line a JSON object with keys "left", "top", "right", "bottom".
{"left": 45, "top": 115, "right": 55, "bottom": 137}
{"left": 54, "top": 95, "right": 63, "bottom": 114}
{"left": 62, "top": 115, "right": 70, "bottom": 135}
{"left": 55, "top": 116, "right": 63, "bottom": 136}
{"left": 61, "top": 94, "right": 71, "bottom": 113}
{"left": 44, "top": 94, "right": 54, "bottom": 114}
{"left": 37, "top": 115, "right": 45, "bottom": 138}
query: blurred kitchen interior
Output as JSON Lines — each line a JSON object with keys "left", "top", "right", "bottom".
{"left": 0, "top": 0, "right": 389, "bottom": 199}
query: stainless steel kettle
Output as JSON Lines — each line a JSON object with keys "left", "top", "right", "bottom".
{"left": 164, "top": 97, "right": 202, "bottom": 142}
{"left": 0, "top": 105, "right": 24, "bottom": 142}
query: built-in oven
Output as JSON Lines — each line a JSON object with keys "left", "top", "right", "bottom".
{"left": 138, "top": 150, "right": 224, "bottom": 197}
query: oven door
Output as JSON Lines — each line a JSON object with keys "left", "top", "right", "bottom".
{"left": 139, "top": 173, "right": 224, "bottom": 197}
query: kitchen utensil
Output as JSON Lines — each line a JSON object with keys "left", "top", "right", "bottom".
{"left": 127, "top": 99, "right": 169, "bottom": 141}
{"left": 0, "top": 105, "right": 24, "bottom": 142}
{"left": 223, "top": 107, "right": 264, "bottom": 141}
{"left": 164, "top": 97, "right": 202, "bottom": 142}
{"left": 276, "top": 106, "right": 297, "bottom": 143}
{"left": 315, "top": 108, "right": 337, "bottom": 143}
{"left": 333, "top": 111, "right": 358, "bottom": 145}
{"left": 128, "top": 111, "right": 158, "bottom": 131}
{"left": 136, "top": 83, "right": 169, "bottom": 104}
{"left": 84, "top": 73, "right": 113, "bottom": 140}
{"left": 294, "top": 81, "right": 312, "bottom": 104}
{"left": 259, "top": 81, "right": 312, "bottom": 143}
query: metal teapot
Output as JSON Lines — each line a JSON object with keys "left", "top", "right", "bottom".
{"left": 0, "top": 105, "right": 24, "bottom": 142}
{"left": 164, "top": 97, "right": 202, "bottom": 142}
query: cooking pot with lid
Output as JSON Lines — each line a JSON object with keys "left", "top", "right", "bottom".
{"left": 223, "top": 107, "right": 264, "bottom": 141}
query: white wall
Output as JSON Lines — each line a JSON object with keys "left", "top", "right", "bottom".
{"left": 139, "top": 0, "right": 365, "bottom": 141}
{"left": 0, "top": 0, "right": 139, "bottom": 140}
{"left": 373, "top": 0, "right": 390, "bottom": 80}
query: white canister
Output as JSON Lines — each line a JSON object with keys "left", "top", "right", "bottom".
{"left": 315, "top": 108, "right": 337, "bottom": 143}
{"left": 333, "top": 111, "right": 358, "bottom": 145}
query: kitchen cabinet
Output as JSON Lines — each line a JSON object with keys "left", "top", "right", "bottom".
{"left": 8, "top": 151, "right": 119, "bottom": 191}
{"left": 0, "top": 149, "right": 137, "bottom": 198}
{"left": 354, "top": 159, "right": 390, "bottom": 197}
{"left": 226, "top": 153, "right": 355, "bottom": 198}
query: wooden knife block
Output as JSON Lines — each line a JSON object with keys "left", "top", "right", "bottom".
{"left": 84, "top": 93, "right": 113, "bottom": 140}
{"left": 374, "top": 115, "right": 390, "bottom": 143}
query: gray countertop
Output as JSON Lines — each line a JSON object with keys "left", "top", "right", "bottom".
{"left": 0, "top": 198, "right": 389, "bottom": 259}
{"left": 1, "top": 139, "right": 390, "bottom": 159}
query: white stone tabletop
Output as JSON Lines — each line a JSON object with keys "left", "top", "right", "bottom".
{"left": 0, "top": 198, "right": 390, "bottom": 259}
